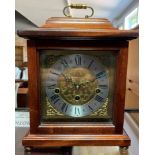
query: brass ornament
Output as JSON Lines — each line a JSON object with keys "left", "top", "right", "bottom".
{"left": 46, "top": 97, "right": 63, "bottom": 116}
{"left": 46, "top": 55, "right": 61, "bottom": 67}
{"left": 63, "top": 4, "right": 94, "bottom": 18}
{"left": 58, "top": 67, "right": 98, "bottom": 105}
{"left": 90, "top": 98, "right": 109, "bottom": 118}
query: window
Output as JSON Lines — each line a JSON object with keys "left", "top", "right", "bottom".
{"left": 125, "top": 8, "right": 138, "bottom": 30}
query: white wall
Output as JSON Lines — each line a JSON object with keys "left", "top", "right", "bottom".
{"left": 15, "top": 11, "right": 37, "bottom": 33}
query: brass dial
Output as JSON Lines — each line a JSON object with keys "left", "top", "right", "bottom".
{"left": 45, "top": 54, "right": 109, "bottom": 117}
{"left": 58, "top": 67, "right": 98, "bottom": 105}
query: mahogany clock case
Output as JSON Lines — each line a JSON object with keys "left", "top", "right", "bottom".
{"left": 17, "top": 17, "right": 138, "bottom": 147}
{"left": 26, "top": 39, "right": 128, "bottom": 134}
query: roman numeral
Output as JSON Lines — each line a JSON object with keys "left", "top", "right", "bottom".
{"left": 75, "top": 107, "right": 80, "bottom": 115}
{"left": 61, "top": 103, "right": 68, "bottom": 112}
{"left": 61, "top": 59, "right": 69, "bottom": 68}
{"left": 47, "top": 84, "right": 56, "bottom": 89}
{"left": 95, "top": 95, "right": 104, "bottom": 102}
{"left": 75, "top": 55, "right": 81, "bottom": 65}
{"left": 50, "top": 71, "right": 60, "bottom": 76}
{"left": 88, "top": 60, "right": 94, "bottom": 68}
{"left": 53, "top": 98, "right": 60, "bottom": 104}
{"left": 88, "top": 105, "right": 93, "bottom": 111}
{"left": 50, "top": 94, "right": 59, "bottom": 102}
{"left": 99, "top": 84, "right": 108, "bottom": 89}
{"left": 96, "top": 71, "right": 106, "bottom": 79}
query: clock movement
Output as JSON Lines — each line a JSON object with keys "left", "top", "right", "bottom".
{"left": 17, "top": 4, "right": 138, "bottom": 151}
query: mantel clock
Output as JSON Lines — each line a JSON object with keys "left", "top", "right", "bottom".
{"left": 17, "top": 4, "right": 138, "bottom": 151}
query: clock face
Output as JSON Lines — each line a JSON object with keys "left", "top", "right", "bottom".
{"left": 45, "top": 54, "right": 109, "bottom": 117}
{"left": 40, "top": 50, "right": 116, "bottom": 122}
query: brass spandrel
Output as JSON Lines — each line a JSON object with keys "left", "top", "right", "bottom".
{"left": 46, "top": 55, "right": 61, "bottom": 67}
{"left": 46, "top": 97, "right": 63, "bottom": 116}
{"left": 90, "top": 98, "right": 109, "bottom": 118}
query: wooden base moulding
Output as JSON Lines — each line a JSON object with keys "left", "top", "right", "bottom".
{"left": 22, "top": 130, "right": 130, "bottom": 148}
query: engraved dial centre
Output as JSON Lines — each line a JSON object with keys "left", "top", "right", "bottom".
{"left": 58, "top": 67, "right": 98, "bottom": 105}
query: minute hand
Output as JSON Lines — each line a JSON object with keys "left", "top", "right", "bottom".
{"left": 62, "top": 74, "right": 72, "bottom": 82}
{"left": 79, "top": 79, "right": 96, "bottom": 86}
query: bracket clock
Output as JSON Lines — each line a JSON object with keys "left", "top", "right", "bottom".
{"left": 17, "top": 4, "right": 138, "bottom": 152}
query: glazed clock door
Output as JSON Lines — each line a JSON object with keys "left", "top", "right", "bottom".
{"left": 39, "top": 50, "right": 116, "bottom": 123}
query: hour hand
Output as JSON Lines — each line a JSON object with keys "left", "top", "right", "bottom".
{"left": 79, "top": 78, "right": 96, "bottom": 86}
{"left": 62, "top": 73, "right": 72, "bottom": 82}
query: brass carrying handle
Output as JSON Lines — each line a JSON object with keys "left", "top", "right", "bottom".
{"left": 63, "top": 4, "right": 94, "bottom": 18}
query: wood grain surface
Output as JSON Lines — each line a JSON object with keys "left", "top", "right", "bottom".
{"left": 17, "top": 17, "right": 138, "bottom": 40}
{"left": 17, "top": 17, "right": 139, "bottom": 148}
{"left": 16, "top": 127, "right": 128, "bottom": 155}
